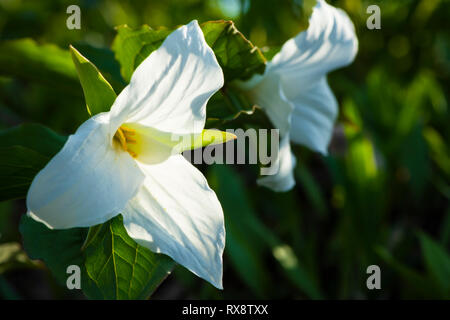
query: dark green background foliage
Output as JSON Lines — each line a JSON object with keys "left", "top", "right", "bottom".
{"left": 0, "top": 0, "right": 448, "bottom": 299}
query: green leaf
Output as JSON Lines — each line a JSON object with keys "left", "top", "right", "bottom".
{"left": 0, "top": 38, "right": 79, "bottom": 94}
{"left": 83, "top": 215, "right": 176, "bottom": 300}
{"left": 0, "top": 124, "right": 66, "bottom": 202}
{"left": 70, "top": 45, "right": 117, "bottom": 116}
{"left": 200, "top": 20, "right": 266, "bottom": 81}
{"left": 418, "top": 232, "right": 450, "bottom": 295}
{"left": 19, "top": 215, "right": 87, "bottom": 285}
{"left": 112, "top": 25, "right": 172, "bottom": 83}
{"left": 70, "top": 43, "right": 127, "bottom": 91}
{"left": 21, "top": 213, "right": 176, "bottom": 300}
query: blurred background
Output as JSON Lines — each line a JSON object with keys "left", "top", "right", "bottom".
{"left": 0, "top": 0, "right": 449, "bottom": 299}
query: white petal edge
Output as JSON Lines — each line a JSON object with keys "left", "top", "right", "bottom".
{"left": 257, "top": 134, "right": 297, "bottom": 192}
{"left": 269, "top": 0, "right": 358, "bottom": 87}
{"left": 270, "top": 0, "right": 358, "bottom": 154}
{"left": 109, "top": 20, "right": 224, "bottom": 135}
{"left": 26, "top": 113, "right": 145, "bottom": 229}
{"left": 121, "top": 154, "right": 225, "bottom": 289}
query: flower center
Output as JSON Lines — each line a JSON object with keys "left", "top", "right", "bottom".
{"left": 114, "top": 126, "right": 138, "bottom": 158}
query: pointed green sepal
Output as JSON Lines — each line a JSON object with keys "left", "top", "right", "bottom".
{"left": 70, "top": 45, "right": 117, "bottom": 116}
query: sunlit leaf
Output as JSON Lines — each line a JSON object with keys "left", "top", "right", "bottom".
{"left": 0, "top": 39, "right": 79, "bottom": 94}
{"left": 70, "top": 45, "right": 117, "bottom": 116}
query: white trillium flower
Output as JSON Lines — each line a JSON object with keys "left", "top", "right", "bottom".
{"left": 237, "top": 0, "right": 358, "bottom": 192}
{"left": 26, "top": 21, "right": 227, "bottom": 289}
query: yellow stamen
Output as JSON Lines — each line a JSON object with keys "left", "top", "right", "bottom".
{"left": 114, "top": 126, "right": 139, "bottom": 158}
{"left": 121, "top": 127, "right": 136, "bottom": 135}
{"left": 114, "top": 127, "right": 128, "bottom": 151}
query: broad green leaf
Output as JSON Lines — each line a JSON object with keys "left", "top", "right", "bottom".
{"left": 21, "top": 213, "right": 176, "bottom": 300}
{"left": 0, "top": 38, "right": 79, "bottom": 94}
{"left": 418, "top": 232, "right": 450, "bottom": 295}
{"left": 200, "top": 20, "right": 266, "bottom": 81}
{"left": 208, "top": 165, "right": 323, "bottom": 299}
{"left": 83, "top": 215, "right": 176, "bottom": 300}
{"left": 0, "top": 123, "right": 66, "bottom": 157}
{"left": 70, "top": 45, "right": 118, "bottom": 116}
{"left": 0, "top": 124, "right": 67, "bottom": 202}
{"left": 112, "top": 25, "right": 172, "bottom": 82}
{"left": 19, "top": 215, "right": 87, "bottom": 285}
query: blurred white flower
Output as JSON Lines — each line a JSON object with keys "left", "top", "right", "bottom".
{"left": 26, "top": 20, "right": 228, "bottom": 289}
{"left": 237, "top": 0, "right": 358, "bottom": 192}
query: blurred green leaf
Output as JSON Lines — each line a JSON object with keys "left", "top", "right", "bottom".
{"left": 441, "top": 208, "right": 450, "bottom": 247}
{"left": 0, "top": 124, "right": 66, "bottom": 202}
{"left": 82, "top": 215, "right": 176, "bottom": 300}
{"left": 208, "top": 165, "right": 273, "bottom": 297}
{"left": 209, "top": 165, "right": 323, "bottom": 299}
{"left": 375, "top": 246, "right": 439, "bottom": 298}
{"left": 0, "top": 39, "right": 79, "bottom": 94}
{"left": 0, "top": 123, "right": 66, "bottom": 157}
{"left": 418, "top": 232, "right": 450, "bottom": 296}
{"left": 295, "top": 165, "right": 327, "bottom": 217}
{"left": 70, "top": 45, "right": 117, "bottom": 116}
{"left": 423, "top": 127, "right": 450, "bottom": 177}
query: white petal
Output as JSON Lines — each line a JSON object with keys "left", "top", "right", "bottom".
{"left": 121, "top": 155, "right": 225, "bottom": 289}
{"left": 109, "top": 20, "right": 224, "bottom": 135}
{"left": 289, "top": 77, "right": 337, "bottom": 154}
{"left": 26, "top": 113, "right": 145, "bottom": 229}
{"left": 257, "top": 134, "right": 296, "bottom": 192}
{"left": 236, "top": 72, "right": 293, "bottom": 136}
{"left": 270, "top": 0, "right": 358, "bottom": 86}
{"left": 269, "top": 0, "right": 358, "bottom": 154}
